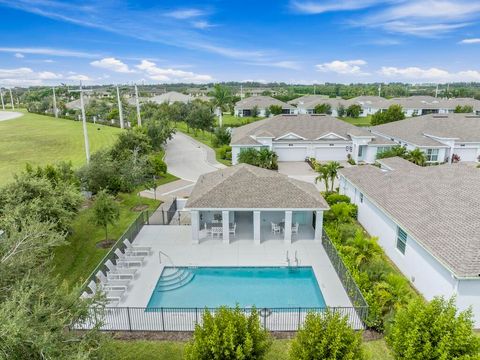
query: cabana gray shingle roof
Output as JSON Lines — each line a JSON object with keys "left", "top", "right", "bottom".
{"left": 340, "top": 158, "right": 480, "bottom": 278}
{"left": 186, "top": 164, "right": 329, "bottom": 210}
{"left": 234, "top": 96, "right": 295, "bottom": 110}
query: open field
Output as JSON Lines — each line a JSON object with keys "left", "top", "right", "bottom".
{"left": 217, "top": 113, "right": 261, "bottom": 127}
{"left": 0, "top": 110, "right": 122, "bottom": 185}
{"left": 101, "top": 338, "right": 393, "bottom": 360}
{"left": 340, "top": 115, "right": 372, "bottom": 126}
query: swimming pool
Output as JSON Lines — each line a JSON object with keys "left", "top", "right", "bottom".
{"left": 146, "top": 266, "right": 326, "bottom": 308}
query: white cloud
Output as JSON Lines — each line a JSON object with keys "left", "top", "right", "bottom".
{"left": 245, "top": 60, "right": 301, "bottom": 70}
{"left": 378, "top": 66, "right": 480, "bottom": 82}
{"left": 316, "top": 60, "right": 368, "bottom": 75}
{"left": 358, "top": 1, "right": 480, "bottom": 37}
{"left": 291, "top": 0, "right": 382, "bottom": 14}
{"left": 0, "top": 47, "right": 99, "bottom": 58}
{"left": 136, "top": 60, "right": 213, "bottom": 83}
{"left": 14, "top": 53, "right": 24, "bottom": 58}
{"left": 67, "top": 74, "right": 92, "bottom": 81}
{"left": 460, "top": 38, "right": 480, "bottom": 44}
{"left": 192, "top": 20, "right": 216, "bottom": 29}
{"left": 0, "top": 67, "right": 63, "bottom": 86}
{"left": 90, "top": 57, "right": 133, "bottom": 73}
{"left": 165, "top": 8, "right": 205, "bottom": 19}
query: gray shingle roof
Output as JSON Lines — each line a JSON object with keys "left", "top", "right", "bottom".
{"left": 231, "top": 114, "right": 372, "bottom": 145}
{"left": 235, "top": 96, "right": 295, "bottom": 110}
{"left": 151, "top": 91, "right": 192, "bottom": 104}
{"left": 371, "top": 113, "right": 480, "bottom": 146}
{"left": 340, "top": 159, "right": 480, "bottom": 278}
{"left": 186, "top": 164, "right": 329, "bottom": 210}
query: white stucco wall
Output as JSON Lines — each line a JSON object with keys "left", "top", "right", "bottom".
{"left": 340, "top": 176, "right": 480, "bottom": 328}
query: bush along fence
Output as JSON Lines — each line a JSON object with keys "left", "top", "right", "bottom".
{"left": 321, "top": 229, "right": 369, "bottom": 325}
{"left": 75, "top": 306, "right": 366, "bottom": 332}
{"left": 80, "top": 210, "right": 149, "bottom": 291}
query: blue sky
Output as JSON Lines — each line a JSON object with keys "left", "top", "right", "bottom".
{"left": 1, "top": 0, "right": 480, "bottom": 86}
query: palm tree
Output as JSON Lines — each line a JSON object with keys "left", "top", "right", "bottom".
{"left": 211, "top": 84, "right": 232, "bottom": 127}
{"left": 257, "top": 148, "right": 278, "bottom": 169}
{"left": 406, "top": 148, "right": 426, "bottom": 166}
{"left": 326, "top": 161, "right": 343, "bottom": 192}
{"left": 314, "top": 164, "right": 330, "bottom": 192}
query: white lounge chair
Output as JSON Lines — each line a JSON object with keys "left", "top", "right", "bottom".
{"left": 114, "top": 249, "right": 144, "bottom": 267}
{"left": 105, "top": 260, "right": 137, "bottom": 280}
{"left": 96, "top": 271, "right": 130, "bottom": 291}
{"left": 292, "top": 223, "right": 299, "bottom": 238}
{"left": 105, "top": 289, "right": 125, "bottom": 303}
{"left": 123, "top": 239, "right": 151, "bottom": 256}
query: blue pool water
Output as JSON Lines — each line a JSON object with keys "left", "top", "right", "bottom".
{"left": 147, "top": 267, "right": 326, "bottom": 308}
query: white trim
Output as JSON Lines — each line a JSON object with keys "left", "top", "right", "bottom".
{"left": 275, "top": 132, "right": 307, "bottom": 141}
{"left": 315, "top": 132, "right": 348, "bottom": 141}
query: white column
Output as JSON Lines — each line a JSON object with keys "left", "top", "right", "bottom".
{"left": 284, "top": 210, "right": 292, "bottom": 244}
{"left": 314, "top": 210, "right": 323, "bottom": 242}
{"left": 191, "top": 210, "right": 200, "bottom": 244}
{"left": 253, "top": 211, "right": 261, "bottom": 245}
{"left": 222, "top": 210, "right": 229, "bottom": 244}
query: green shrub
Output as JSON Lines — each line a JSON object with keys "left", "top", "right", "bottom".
{"left": 269, "top": 104, "right": 283, "bottom": 115}
{"left": 387, "top": 297, "right": 480, "bottom": 360}
{"left": 289, "top": 311, "right": 365, "bottom": 360}
{"left": 213, "top": 127, "right": 231, "bottom": 147}
{"left": 314, "top": 103, "right": 332, "bottom": 114}
{"left": 324, "top": 202, "right": 358, "bottom": 222}
{"left": 218, "top": 145, "right": 232, "bottom": 160}
{"left": 325, "top": 193, "right": 351, "bottom": 205}
{"left": 238, "top": 148, "right": 278, "bottom": 170}
{"left": 148, "top": 153, "right": 167, "bottom": 176}
{"left": 184, "top": 307, "right": 272, "bottom": 360}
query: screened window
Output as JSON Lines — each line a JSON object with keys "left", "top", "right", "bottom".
{"left": 396, "top": 227, "right": 407, "bottom": 254}
{"left": 377, "top": 146, "right": 391, "bottom": 155}
{"left": 426, "top": 148, "right": 439, "bottom": 162}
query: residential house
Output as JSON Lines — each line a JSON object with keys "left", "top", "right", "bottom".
{"left": 150, "top": 91, "right": 192, "bottom": 105}
{"left": 294, "top": 96, "right": 350, "bottom": 116}
{"left": 370, "top": 113, "right": 480, "bottom": 163}
{"left": 185, "top": 164, "right": 329, "bottom": 244}
{"left": 339, "top": 157, "right": 480, "bottom": 328}
{"left": 230, "top": 114, "right": 395, "bottom": 164}
{"left": 234, "top": 96, "right": 296, "bottom": 117}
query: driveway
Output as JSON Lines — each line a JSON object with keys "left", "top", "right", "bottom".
{"left": 165, "top": 132, "right": 225, "bottom": 182}
{"left": 0, "top": 111, "right": 22, "bottom": 121}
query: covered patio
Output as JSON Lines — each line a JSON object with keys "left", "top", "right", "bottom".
{"left": 186, "top": 164, "right": 329, "bottom": 245}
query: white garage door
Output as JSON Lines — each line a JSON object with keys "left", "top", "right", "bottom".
{"left": 273, "top": 146, "right": 307, "bottom": 161}
{"left": 453, "top": 148, "right": 478, "bottom": 162}
{"left": 315, "top": 147, "right": 348, "bottom": 161}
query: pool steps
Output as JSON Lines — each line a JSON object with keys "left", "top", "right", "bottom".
{"left": 155, "top": 268, "right": 195, "bottom": 292}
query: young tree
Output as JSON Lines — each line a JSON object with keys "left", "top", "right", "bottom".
{"left": 326, "top": 161, "right": 343, "bottom": 192}
{"left": 211, "top": 84, "right": 232, "bottom": 127}
{"left": 91, "top": 190, "right": 120, "bottom": 241}
{"left": 145, "top": 118, "right": 175, "bottom": 151}
{"left": 346, "top": 104, "right": 362, "bottom": 118}
{"left": 269, "top": 104, "right": 283, "bottom": 115}
{"left": 251, "top": 105, "right": 259, "bottom": 118}
{"left": 290, "top": 311, "right": 365, "bottom": 360}
{"left": 212, "top": 126, "right": 231, "bottom": 147}
{"left": 406, "top": 148, "right": 427, "bottom": 166}
{"left": 376, "top": 145, "right": 408, "bottom": 160}
{"left": 454, "top": 105, "right": 474, "bottom": 113}
{"left": 186, "top": 103, "right": 215, "bottom": 134}
{"left": 185, "top": 307, "right": 272, "bottom": 360}
{"left": 337, "top": 104, "right": 346, "bottom": 117}
{"left": 314, "top": 103, "right": 332, "bottom": 114}
{"left": 387, "top": 297, "right": 480, "bottom": 360}
{"left": 314, "top": 163, "right": 330, "bottom": 191}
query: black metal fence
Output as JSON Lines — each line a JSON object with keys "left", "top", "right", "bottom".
{"left": 75, "top": 306, "right": 366, "bottom": 332}
{"left": 321, "top": 229, "right": 368, "bottom": 323}
{"left": 147, "top": 209, "right": 191, "bottom": 225}
{"left": 81, "top": 211, "right": 149, "bottom": 291}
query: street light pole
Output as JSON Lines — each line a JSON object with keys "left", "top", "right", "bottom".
{"left": 9, "top": 88, "right": 14, "bottom": 110}
{"left": 116, "top": 85, "right": 124, "bottom": 129}
{"left": 52, "top": 86, "right": 58, "bottom": 118}
{"left": 0, "top": 88, "right": 4, "bottom": 110}
{"left": 79, "top": 82, "right": 91, "bottom": 163}
{"left": 135, "top": 84, "right": 141, "bottom": 127}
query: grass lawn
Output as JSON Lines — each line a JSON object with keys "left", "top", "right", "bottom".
{"left": 217, "top": 113, "right": 262, "bottom": 127}
{"left": 339, "top": 115, "right": 372, "bottom": 126}
{"left": 0, "top": 110, "right": 122, "bottom": 185}
{"left": 175, "top": 122, "right": 231, "bottom": 166}
{"left": 53, "top": 191, "right": 161, "bottom": 287}
{"left": 101, "top": 338, "right": 393, "bottom": 360}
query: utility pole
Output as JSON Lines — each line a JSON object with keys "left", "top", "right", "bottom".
{"left": 0, "top": 88, "right": 4, "bottom": 110}
{"left": 240, "top": 84, "right": 244, "bottom": 99}
{"left": 52, "top": 86, "right": 58, "bottom": 118}
{"left": 9, "top": 88, "right": 14, "bottom": 110}
{"left": 69, "top": 82, "right": 91, "bottom": 163}
{"left": 446, "top": 83, "right": 450, "bottom": 98}
{"left": 313, "top": 85, "right": 316, "bottom": 95}
{"left": 378, "top": 83, "right": 381, "bottom": 97}
{"left": 134, "top": 84, "right": 141, "bottom": 126}
{"left": 116, "top": 85, "right": 124, "bottom": 129}
{"left": 435, "top": 84, "right": 439, "bottom": 98}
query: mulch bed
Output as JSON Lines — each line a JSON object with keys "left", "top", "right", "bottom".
{"left": 96, "top": 239, "right": 116, "bottom": 248}
{"left": 131, "top": 204, "right": 149, "bottom": 212}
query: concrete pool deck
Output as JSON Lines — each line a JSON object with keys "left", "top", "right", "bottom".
{"left": 118, "top": 225, "right": 354, "bottom": 310}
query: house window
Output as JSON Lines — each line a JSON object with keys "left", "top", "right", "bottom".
{"left": 396, "top": 227, "right": 407, "bottom": 254}
{"left": 358, "top": 146, "right": 364, "bottom": 157}
{"left": 426, "top": 148, "right": 439, "bottom": 162}
{"left": 360, "top": 193, "right": 364, "bottom": 203}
